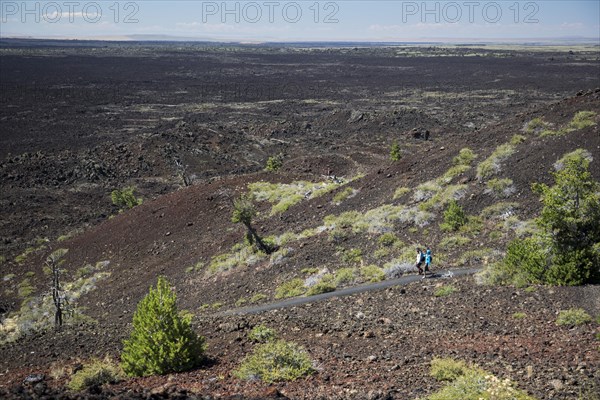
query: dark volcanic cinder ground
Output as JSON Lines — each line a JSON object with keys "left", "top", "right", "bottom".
{"left": 1, "top": 41, "right": 599, "bottom": 399}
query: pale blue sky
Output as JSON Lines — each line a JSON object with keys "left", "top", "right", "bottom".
{"left": 1, "top": 1, "right": 599, "bottom": 42}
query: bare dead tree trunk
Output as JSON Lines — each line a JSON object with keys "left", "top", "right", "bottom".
{"left": 51, "top": 261, "right": 63, "bottom": 327}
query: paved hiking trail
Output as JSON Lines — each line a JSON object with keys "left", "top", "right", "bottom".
{"left": 220, "top": 267, "right": 481, "bottom": 316}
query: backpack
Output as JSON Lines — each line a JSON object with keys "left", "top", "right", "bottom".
{"left": 420, "top": 253, "right": 426, "bottom": 262}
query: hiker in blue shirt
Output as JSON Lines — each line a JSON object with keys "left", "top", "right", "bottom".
{"left": 424, "top": 247, "right": 432, "bottom": 276}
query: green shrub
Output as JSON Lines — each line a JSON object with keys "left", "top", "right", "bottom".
{"left": 480, "top": 202, "right": 519, "bottom": 220}
{"left": 476, "top": 144, "right": 515, "bottom": 181}
{"left": 502, "top": 237, "right": 547, "bottom": 284}
{"left": 390, "top": 141, "right": 402, "bottom": 161}
{"left": 17, "top": 278, "right": 34, "bottom": 299}
{"left": 274, "top": 278, "right": 306, "bottom": 299}
{"left": 434, "top": 285, "right": 457, "bottom": 297}
{"left": 556, "top": 308, "right": 592, "bottom": 327}
{"left": 248, "top": 325, "right": 277, "bottom": 343}
{"left": 428, "top": 370, "right": 535, "bottom": 400}
{"left": 525, "top": 117, "right": 550, "bottom": 134}
{"left": 510, "top": 134, "right": 527, "bottom": 145}
{"left": 566, "top": 111, "right": 597, "bottom": 131}
{"left": 340, "top": 248, "right": 362, "bottom": 265}
{"left": 121, "top": 277, "right": 206, "bottom": 376}
{"left": 68, "top": 357, "right": 122, "bottom": 391}
{"left": 441, "top": 200, "right": 467, "bottom": 232}
{"left": 512, "top": 312, "right": 526, "bottom": 319}
{"left": 111, "top": 187, "right": 142, "bottom": 209}
{"left": 430, "top": 358, "right": 470, "bottom": 382}
{"left": 453, "top": 148, "right": 477, "bottom": 166}
{"left": 234, "top": 340, "right": 314, "bottom": 383}
{"left": 301, "top": 267, "right": 320, "bottom": 275}
{"left": 265, "top": 154, "right": 283, "bottom": 172}
{"left": 393, "top": 187, "right": 410, "bottom": 200}
{"left": 360, "top": 265, "right": 385, "bottom": 282}
{"left": 459, "top": 216, "right": 484, "bottom": 236}
{"left": 250, "top": 293, "right": 267, "bottom": 303}
{"left": 378, "top": 233, "right": 398, "bottom": 247}
{"left": 439, "top": 235, "right": 471, "bottom": 250}
{"left": 235, "top": 297, "right": 247, "bottom": 307}
{"left": 533, "top": 150, "right": 600, "bottom": 285}
{"left": 333, "top": 187, "right": 355, "bottom": 204}
{"left": 441, "top": 164, "right": 471, "bottom": 182}
{"left": 334, "top": 268, "right": 356, "bottom": 286}
{"left": 486, "top": 178, "right": 514, "bottom": 198}
{"left": 306, "top": 278, "right": 336, "bottom": 296}
{"left": 374, "top": 247, "right": 390, "bottom": 259}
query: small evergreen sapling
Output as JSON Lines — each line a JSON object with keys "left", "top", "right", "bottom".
{"left": 121, "top": 277, "right": 205, "bottom": 376}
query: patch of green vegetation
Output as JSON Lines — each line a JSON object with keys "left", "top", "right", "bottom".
{"left": 488, "top": 230, "right": 503, "bottom": 241}
{"left": 457, "top": 248, "right": 499, "bottom": 267}
{"left": 15, "top": 247, "right": 36, "bottom": 264}
{"left": 17, "top": 278, "right": 34, "bottom": 299}
{"left": 556, "top": 308, "right": 592, "bottom": 327}
{"left": 485, "top": 178, "right": 515, "bottom": 198}
{"left": 3, "top": 273, "right": 15, "bottom": 282}
{"left": 249, "top": 293, "right": 267, "bottom": 303}
{"left": 249, "top": 179, "right": 343, "bottom": 216}
{"left": 393, "top": 187, "right": 410, "bottom": 200}
{"left": 207, "top": 243, "right": 266, "bottom": 275}
{"left": 211, "top": 302, "right": 223, "bottom": 309}
{"left": 235, "top": 297, "right": 247, "bottom": 307}
{"left": 274, "top": 278, "right": 306, "bottom": 299}
{"left": 434, "top": 285, "right": 457, "bottom": 297}
{"left": 512, "top": 312, "right": 527, "bottom": 320}
{"left": 427, "top": 365, "right": 535, "bottom": 400}
{"left": 480, "top": 202, "right": 520, "bottom": 220}
{"left": 566, "top": 111, "right": 597, "bottom": 131}
{"left": 524, "top": 286, "right": 537, "bottom": 293}
{"left": 339, "top": 248, "right": 362, "bottom": 265}
{"left": 510, "top": 134, "right": 527, "bottom": 145}
{"left": 248, "top": 325, "right": 277, "bottom": 343}
{"left": 378, "top": 233, "right": 399, "bottom": 247}
{"left": 419, "top": 184, "right": 468, "bottom": 211}
{"left": 476, "top": 143, "right": 515, "bottom": 181}
{"left": 306, "top": 277, "right": 336, "bottom": 296}
{"left": 441, "top": 164, "right": 471, "bottom": 183}
{"left": 111, "top": 187, "right": 143, "bottom": 210}
{"left": 333, "top": 268, "right": 356, "bottom": 286}
{"left": 374, "top": 247, "right": 390, "bottom": 259}
{"left": 185, "top": 261, "right": 204, "bottom": 273}
{"left": 537, "top": 111, "right": 597, "bottom": 137}
{"left": 439, "top": 235, "right": 471, "bottom": 250}
{"left": 234, "top": 340, "right": 314, "bottom": 383}
{"left": 458, "top": 215, "right": 484, "bottom": 236}
{"left": 524, "top": 117, "right": 552, "bottom": 134}
{"left": 68, "top": 357, "right": 123, "bottom": 391}
{"left": 430, "top": 358, "right": 470, "bottom": 382}
{"left": 360, "top": 265, "right": 385, "bottom": 283}
{"left": 453, "top": 148, "right": 477, "bottom": 166}
{"left": 301, "top": 267, "right": 320, "bottom": 275}
{"left": 264, "top": 154, "right": 283, "bottom": 172}
{"left": 332, "top": 187, "right": 355, "bottom": 204}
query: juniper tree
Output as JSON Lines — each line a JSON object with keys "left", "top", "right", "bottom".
{"left": 532, "top": 150, "right": 600, "bottom": 284}
{"left": 121, "top": 277, "right": 205, "bottom": 376}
